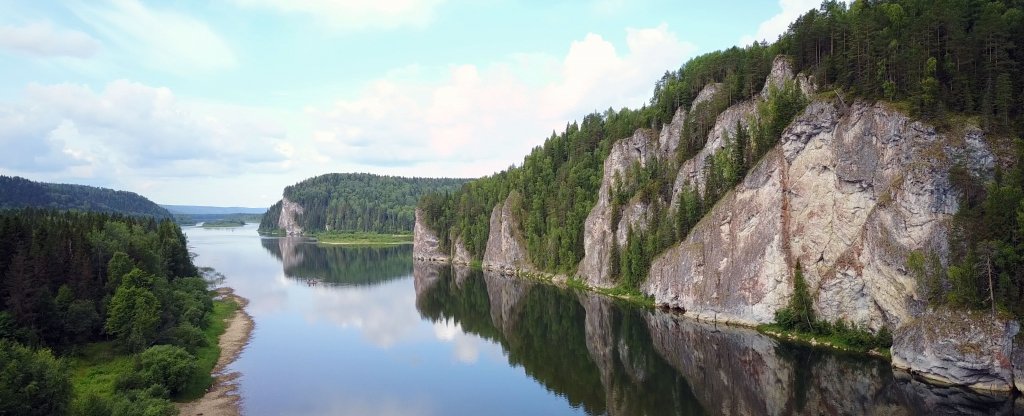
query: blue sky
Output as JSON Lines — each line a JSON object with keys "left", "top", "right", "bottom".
{"left": 0, "top": 0, "right": 822, "bottom": 206}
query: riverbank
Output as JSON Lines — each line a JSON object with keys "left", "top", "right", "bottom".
{"left": 177, "top": 287, "right": 254, "bottom": 416}
{"left": 316, "top": 232, "right": 413, "bottom": 245}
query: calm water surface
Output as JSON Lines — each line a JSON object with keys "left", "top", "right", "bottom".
{"left": 185, "top": 224, "right": 1016, "bottom": 416}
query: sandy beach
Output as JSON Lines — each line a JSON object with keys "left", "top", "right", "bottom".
{"left": 177, "top": 287, "right": 254, "bottom": 416}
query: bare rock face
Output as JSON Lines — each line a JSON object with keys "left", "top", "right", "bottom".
{"left": 647, "top": 100, "right": 993, "bottom": 331}
{"left": 578, "top": 129, "right": 661, "bottom": 287}
{"left": 670, "top": 98, "right": 759, "bottom": 202}
{"left": 452, "top": 237, "right": 471, "bottom": 265}
{"left": 891, "top": 308, "right": 1019, "bottom": 392}
{"left": 278, "top": 197, "right": 304, "bottom": 236}
{"left": 657, "top": 107, "right": 686, "bottom": 156}
{"left": 482, "top": 192, "right": 531, "bottom": 274}
{"left": 647, "top": 149, "right": 791, "bottom": 325}
{"left": 413, "top": 208, "right": 449, "bottom": 262}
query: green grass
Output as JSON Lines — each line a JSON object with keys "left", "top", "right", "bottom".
{"left": 201, "top": 220, "right": 246, "bottom": 228}
{"left": 69, "top": 297, "right": 238, "bottom": 404}
{"left": 757, "top": 323, "right": 892, "bottom": 358}
{"left": 177, "top": 298, "right": 236, "bottom": 401}
{"left": 595, "top": 285, "right": 656, "bottom": 308}
{"left": 69, "top": 342, "right": 134, "bottom": 399}
{"left": 314, "top": 232, "right": 413, "bottom": 245}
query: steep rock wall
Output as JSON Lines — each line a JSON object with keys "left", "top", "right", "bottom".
{"left": 413, "top": 208, "right": 449, "bottom": 262}
{"left": 891, "top": 308, "right": 1019, "bottom": 391}
{"left": 482, "top": 192, "right": 532, "bottom": 274}
{"left": 578, "top": 111, "right": 684, "bottom": 288}
{"left": 278, "top": 197, "right": 304, "bottom": 236}
{"left": 646, "top": 100, "right": 992, "bottom": 330}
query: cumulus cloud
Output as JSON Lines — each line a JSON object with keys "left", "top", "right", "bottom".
{"left": 0, "top": 21, "right": 100, "bottom": 58}
{"left": 0, "top": 80, "right": 292, "bottom": 182}
{"left": 739, "top": 0, "right": 822, "bottom": 45}
{"left": 231, "top": 0, "right": 445, "bottom": 30}
{"left": 70, "top": 0, "right": 236, "bottom": 74}
{"left": 308, "top": 24, "right": 695, "bottom": 175}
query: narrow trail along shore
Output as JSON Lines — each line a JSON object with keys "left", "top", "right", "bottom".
{"left": 178, "top": 287, "right": 254, "bottom": 416}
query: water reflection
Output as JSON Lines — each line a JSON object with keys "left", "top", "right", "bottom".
{"left": 261, "top": 237, "right": 412, "bottom": 286}
{"left": 413, "top": 261, "right": 1018, "bottom": 416}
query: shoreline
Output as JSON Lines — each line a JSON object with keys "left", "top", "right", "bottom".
{"left": 177, "top": 287, "right": 254, "bottom": 416}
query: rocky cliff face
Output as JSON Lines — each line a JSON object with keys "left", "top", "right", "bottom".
{"left": 891, "top": 308, "right": 1020, "bottom": 391}
{"left": 413, "top": 208, "right": 449, "bottom": 262}
{"left": 482, "top": 192, "right": 532, "bottom": 274}
{"left": 278, "top": 197, "right": 304, "bottom": 236}
{"left": 645, "top": 100, "right": 991, "bottom": 330}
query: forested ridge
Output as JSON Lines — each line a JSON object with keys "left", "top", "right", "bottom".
{"left": 260, "top": 173, "right": 467, "bottom": 234}
{"left": 0, "top": 209, "right": 223, "bottom": 415}
{"left": 420, "top": 0, "right": 1024, "bottom": 318}
{"left": 0, "top": 176, "right": 172, "bottom": 220}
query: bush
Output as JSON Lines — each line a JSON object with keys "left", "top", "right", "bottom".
{"left": 135, "top": 345, "right": 197, "bottom": 395}
{"left": 159, "top": 323, "right": 207, "bottom": 354}
{"left": 0, "top": 340, "right": 72, "bottom": 416}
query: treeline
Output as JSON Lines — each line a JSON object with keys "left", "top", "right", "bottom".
{"left": 420, "top": 36, "right": 790, "bottom": 275}
{"left": 259, "top": 173, "right": 467, "bottom": 235}
{"left": 0, "top": 176, "right": 172, "bottom": 220}
{"left": 0, "top": 209, "right": 217, "bottom": 415}
{"left": 421, "top": 0, "right": 1024, "bottom": 297}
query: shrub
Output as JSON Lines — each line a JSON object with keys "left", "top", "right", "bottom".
{"left": 135, "top": 345, "right": 197, "bottom": 395}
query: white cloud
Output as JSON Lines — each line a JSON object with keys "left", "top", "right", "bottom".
{"left": 308, "top": 24, "right": 695, "bottom": 176}
{"left": 70, "top": 0, "right": 236, "bottom": 74}
{"left": 0, "top": 21, "right": 100, "bottom": 58}
{"left": 232, "top": 0, "right": 445, "bottom": 30}
{"left": 740, "top": 0, "right": 822, "bottom": 45}
{"left": 0, "top": 80, "right": 292, "bottom": 182}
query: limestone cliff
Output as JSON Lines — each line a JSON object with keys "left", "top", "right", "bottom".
{"left": 278, "top": 197, "right": 304, "bottom": 236}
{"left": 645, "top": 100, "right": 991, "bottom": 331}
{"left": 413, "top": 208, "right": 449, "bottom": 262}
{"left": 891, "top": 308, "right": 1019, "bottom": 391}
{"left": 482, "top": 191, "right": 532, "bottom": 274}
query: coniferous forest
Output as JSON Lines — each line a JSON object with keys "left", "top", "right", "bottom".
{"left": 260, "top": 173, "right": 468, "bottom": 235}
{"left": 421, "top": 0, "right": 1024, "bottom": 318}
{"left": 0, "top": 176, "right": 173, "bottom": 220}
{"left": 0, "top": 209, "right": 218, "bottom": 415}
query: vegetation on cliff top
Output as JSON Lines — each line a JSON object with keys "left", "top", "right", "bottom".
{"left": 260, "top": 173, "right": 467, "bottom": 235}
{"left": 421, "top": 0, "right": 1024, "bottom": 298}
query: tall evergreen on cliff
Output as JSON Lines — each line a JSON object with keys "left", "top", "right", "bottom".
{"left": 260, "top": 173, "right": 468, "bottom": 235}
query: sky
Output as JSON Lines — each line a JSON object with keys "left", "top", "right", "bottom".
{"left": 0, "top": 0, "right": 824, "bottom": 207}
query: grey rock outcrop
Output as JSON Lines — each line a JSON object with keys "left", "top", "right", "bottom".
{"left": 278, "top": 197, "right": 304, "bottom": 236}
{"left": 646, "top": 100, "right": 991, "bottom": 330}
{"left": 482, "top": 192, "right": 532, "bottom": 274}
{"left": 578, "top": 128, "right": 660, "bottom": 287}
{"left": 452, "top": 237, "right": 471, "bottom": 265}
{"left": 891, "top": 308, "right": 1019, "bottom": 392}
{"left": 413, "top": 208, "right": 449, "bottom": 262}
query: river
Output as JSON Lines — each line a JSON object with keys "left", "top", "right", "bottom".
{"left": 185, "top": 224, "right": 1016, "bottom": 415}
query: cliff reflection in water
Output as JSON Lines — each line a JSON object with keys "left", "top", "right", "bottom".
{"left": 413, "top": 261, "right": 1017, "bottom": 416}
{"left": 261, "top": 237, "right": 412, "bottom": 286}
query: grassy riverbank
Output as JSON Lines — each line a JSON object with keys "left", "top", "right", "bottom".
{"left": 70, "top": 297, "right": 238, "bottom": 407}
{"left": 315, "top": 232, "right": 412, "bottom": 245}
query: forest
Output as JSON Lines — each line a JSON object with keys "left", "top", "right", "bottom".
{"left": 0, "top": 176, "right": 173, "bottom": 220}
{"left": 420, "top": 0, "right": 1024, "bottom": 318}
{"left": 0, "top": 209, "right": 222, "bottom": 415}
{"left": 259, "top": 173, "right": 467, "bottom": 235}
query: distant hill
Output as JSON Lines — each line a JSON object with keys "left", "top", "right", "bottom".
{"left": 161, "top": 205, "right": 266, "bottom": 215}
{"left": 0, "top": 176, "right": 172, "bottom": 219}
{"left": 260, "top": 173, "right": 469, "bottom": 235}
